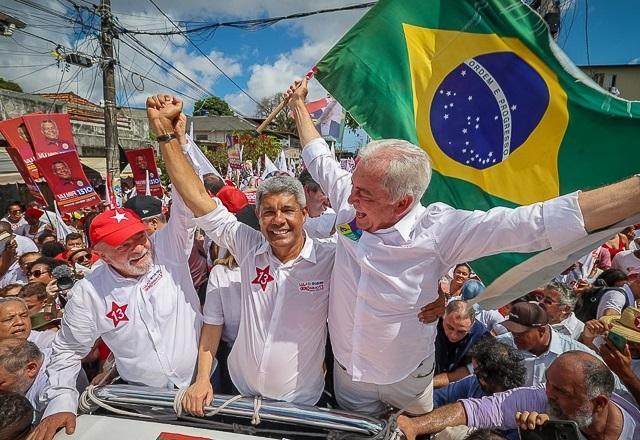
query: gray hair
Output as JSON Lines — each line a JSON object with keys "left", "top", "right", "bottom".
{"left": 545, "top": 281, "right": 578, "bottom": 310}
{"left": 0, "top": 297, "right": 28, "bottom": 309}
{"left": 256, "top": 176, "right": 306, "bottom": 210}
{"left": 445, "top": 300, "right": 475, "bottom": 323}
{"left": 357, "top": 139, "right": 432, "bottom": 207}
{"left": 0, "top": 339, "right": 42, "bottom": 374}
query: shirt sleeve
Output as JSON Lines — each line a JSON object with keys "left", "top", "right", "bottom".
{"left": 596, "top": 290, "right": 627, "bottom": 319}
{"left": 42, "top": 284, "right": 98, "bottom": 417}
{"left": 301, "top": 138, "right": 355, "bottom": 223}
{"left": 431, "top": 192, "right": 587, "bottom": 267}
{"left": 203, "top": 269, "right": 225, "bottom": 325}
{"left": 462, "top": 385, "right": 547, "bottom": 430}
{"left": 153, "top": 187, "right": 196, "bottom": 258}
{"left": 194, "top": 201, "right": 262, "bottom": 260}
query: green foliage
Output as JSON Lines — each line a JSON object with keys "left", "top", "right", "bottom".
{"left": 0, "top": 77, "right": 23, "bottom": 93}
{"left": 193, "top": 96, "right": 234, "bottom": 116}
{"left": 344, "top": 112, "right": 360, "bottom": 130}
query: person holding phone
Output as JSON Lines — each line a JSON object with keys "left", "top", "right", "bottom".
{"left": 599, "top": 306, "right": 640, "bottom": 405}
{"left": 0, "top": 222, "right": 38, "bottom": 289}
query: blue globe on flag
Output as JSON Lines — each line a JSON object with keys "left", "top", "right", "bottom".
{"left": 429, "top": 52, "right": 549, "bottom": 170}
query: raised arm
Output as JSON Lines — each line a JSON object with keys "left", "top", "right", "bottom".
{"left": 145, "top": 95, "right": 216, "bottom": 217}
{"left": 286, "top": 78, "right": 322, "bottom": 146}
{"left": 579, "top": 176, "right": 640, "bottom": 232}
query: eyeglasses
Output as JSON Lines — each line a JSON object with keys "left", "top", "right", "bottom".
{"left": 9, "top": 209, "right": 22, "bottom": 214}
{"left": 536, "top": 295, "right": 560, "bottom": 306}
{"left": 27, "top": 269, "right": 49, "bottom": 278}
{"left": 74, "top": 254, "right": 90, "bottom": 264}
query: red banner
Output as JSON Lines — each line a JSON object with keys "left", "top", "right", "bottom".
{"left": 0, "top": 117, "right": 40, "bottom": 179}
{"left": 22, "top": 113, "right": 77, "bottom": 160}
{"left": 5, "top": 147, "right": 47, "bottom": 205}
{"left": 36, "top": 151, "right": 101, "bottom": 213}
{"left": 124, "top": 147, "right": 163, "bottom": 197}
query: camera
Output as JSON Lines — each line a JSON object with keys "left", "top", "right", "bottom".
{"left": 52, "top": 265, "right": 77, "bottom": 291}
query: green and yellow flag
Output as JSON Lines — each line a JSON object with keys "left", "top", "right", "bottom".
{"left": 316, "top": 0, "right": 640, "bottom": 306}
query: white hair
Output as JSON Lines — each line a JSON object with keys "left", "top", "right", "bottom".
{"left": 357, "top": 139, "right": 432, "bottom": 206}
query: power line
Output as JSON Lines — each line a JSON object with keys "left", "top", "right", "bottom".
{"left": 120, "top": 2, "right": 376, "bottom": 36}
{"left": 145, "top": 0, "right": 263, "bottom": 111}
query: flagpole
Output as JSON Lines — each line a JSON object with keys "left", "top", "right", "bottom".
{"left": 256, "top": 67, "right": 317, "bottom": 134}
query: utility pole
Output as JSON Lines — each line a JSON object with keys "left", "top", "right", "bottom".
{"left": 99, "top": 0, "right": 119, "bottom": 184}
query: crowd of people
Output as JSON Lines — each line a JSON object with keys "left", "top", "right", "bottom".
{"left": 0, "top": 78, "right": 639, "bottom": 440}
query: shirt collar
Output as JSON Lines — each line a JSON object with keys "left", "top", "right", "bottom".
{"left": 545, "top": 327, "right": 565, "bottom": 356}
{"left": 373, "top": 202, "right": 426, "bottom": 242}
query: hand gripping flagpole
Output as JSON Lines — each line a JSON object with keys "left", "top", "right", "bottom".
{"left": 256, "top": 67, "right": 317, "bottom": 134}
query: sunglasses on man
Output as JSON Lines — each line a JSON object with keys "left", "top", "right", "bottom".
{"left": 27, "top": 269, "right": 49, "bottom": 278}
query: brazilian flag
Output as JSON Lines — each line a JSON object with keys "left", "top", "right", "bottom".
{"left": 315, "top": 0, "right": 640, "bottom": 306}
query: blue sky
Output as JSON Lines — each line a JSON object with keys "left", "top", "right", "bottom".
{"left": 1, "top": 0, "right": 638, "bottom": 150}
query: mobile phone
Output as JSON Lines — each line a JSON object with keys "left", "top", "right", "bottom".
{"left": 0, "top": 231, "right": 13, "bottom": 254}
{"left": 519, "top": 420, "right": 580, "bottom": 440}
{"left": 607, "top": 331, "right": 627, "bottom": 352}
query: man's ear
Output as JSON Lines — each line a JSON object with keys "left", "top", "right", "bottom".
{"left": 25, "top": 360, "right": 40, "bottom": 379}
{"left": 393, "top": 194, "right": 415, "bottom": 217}
{"left": 592, "top": 395, "right": 609, "bottom": 413}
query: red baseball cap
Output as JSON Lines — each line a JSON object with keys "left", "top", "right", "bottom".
{"left": 89, "top": 208, "right": 147, "bottom": 247}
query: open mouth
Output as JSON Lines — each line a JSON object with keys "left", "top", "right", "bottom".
{"left": 129, "top": 251, "right": 148, "bottom": 264}
{"left": 11, "top": 327, "right": 26, "bottom": 336}
{"left": 270, "top": 229, "right": 290, "bottom": 237}
{"left": 356, "top": 211, "right": 366, "bottom": 219}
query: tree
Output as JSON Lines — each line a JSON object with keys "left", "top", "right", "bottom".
{"left": 0, "top": 77, "right": 23, "bottom": 93}
{"left": 193, "top": 96, "right": 233, "bottom": 116}
{"left": 344, "top": 112, "right": 360, "bottom": 131}
{"left": 256, "top": 94, "right": 297, "bottom": 134}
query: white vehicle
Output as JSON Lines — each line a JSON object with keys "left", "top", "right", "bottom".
{"left": 54, "top": 385, "right": 399, "bottom": 440}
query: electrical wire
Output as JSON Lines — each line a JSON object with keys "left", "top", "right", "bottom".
{"left": 8, "top": 63, "right": 58, "bottom": 81}
{"left": 120, "top": 2, "right": 376, "bottom": 36}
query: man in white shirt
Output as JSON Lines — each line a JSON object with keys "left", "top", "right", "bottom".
{"left": 144, "top": 95, "right": 335, "bottom": 413}
{"left": 0, "top": 338, "right": 52, "bottom": 420}
{"left": 612, "top": 249, "right": 640, "bottom": 275}
{"left": 285, "top": 77, "right": 640, "bottom": 415}
{"left": 0, "top": 201, "right": 27, "bottom": 232}
{"left": 537, "top": 281, "right": 584, "bottom": 340}
{"left": 597, "top": 269, "right": 640, "bottom": 319}
{"left": 31, "top": 192, "right": 202, "bottom": 440}
{"left": 0, "top": 223, "right": 38, "bottom": 289}
{"left": 299, "top": 170, "right": 336, "bottom": 239}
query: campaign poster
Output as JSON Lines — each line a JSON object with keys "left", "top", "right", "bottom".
{"left": 124, "top": 147, "right": 163, "bottom": 197}
{"left": 36, "top": 151, "right": 101, "bottom": 213}
{"left": 0, "top": 117, "right": 40, "bottom": 179}
{"left": 225, "top": 133, "right": 243, "bottom": 170}
{"left": 22, "top": 113, "right": 77, "bottom": 160}
{"left": 5, "top": 147, "right": 47, "bottom": 206}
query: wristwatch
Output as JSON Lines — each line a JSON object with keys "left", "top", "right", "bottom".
{"left": 156, "top": 133, "right": 177, "bottom": 142}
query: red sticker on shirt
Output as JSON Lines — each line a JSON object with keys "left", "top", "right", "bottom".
{"left": 106, "top": 301, "right": 129, "bottom": 327}
{"left": 252, "top": 265, "right": 274, "bottom": 292}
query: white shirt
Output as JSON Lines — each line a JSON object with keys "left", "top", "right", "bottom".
{"left": 551, "top": 312, "right": 584, "bottom": 340}
{"left": 303, "top": 137, "right": 587, "bottom": 384}
{"left": 0, "top": 216, "right": 27, "bottom": 232}
{"left": 0, "top": 234, "right": 38, "bottom": 288}
{"left": 304, "top": 208, "right": 337, "bottom": 239}
{"left": 15, "top": 221, "right": 48, "bottom": 240}
{"left": 496, "top": 328, "right": 631, "bottom": 400}
{"left": 596, "top": 284, "right": 635, "bottom": 319}
{"left": 612, "top": 250, "right": 640, "bottom": 275}
{"left": 28, "top": 329, "right": 57, "bottom": 351}
{"left": 43, "top": 191, "right": 201, "bottom": 417}
{"left": 474, "top": 308, "right": 505, "bottom": 332}
{"left": 196, "top": 203, "right": 335, "bottom": 405}
{"left": 203, "top": 264, "right": 242, "bottom": 345}
{"left": 27, "top": 347, "right": 51, "bottom": 417}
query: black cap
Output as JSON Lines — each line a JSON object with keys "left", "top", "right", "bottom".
{"left": 124, "top": 195, "right": 162, "bottom": 219}
{"left": 501, "top": 302, "right": 549, "bottom": 334}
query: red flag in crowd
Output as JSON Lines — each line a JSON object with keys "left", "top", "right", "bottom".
{"left": 22, "top": 113, "right": 77, "bottom": 159}
{"left": 124, "top": 147, "right": 163, "bottom": 197}
{"left": 0, "top": 116, "right": 41, "bottom": 179}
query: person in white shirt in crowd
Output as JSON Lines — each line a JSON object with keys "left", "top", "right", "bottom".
{"left": 612, "top": 248, "right": 640, "bottom": 275}
{"left": 596, "top": 268, "right": 639, "bottom": 319}
{"left": 0, "top": 338, "right": 50, "bottom": 419}
{"left": 536, "top": 281, "right": 584, "bottom": 340}
{"left": 496, "top": 302, "right": 632, "bottom": 401}
{"left": 398, "top": 351, "right": 640, "bottom": 440}
{"left": 15, "top": 207, "right": 51, "bottom": 241}
{"left": 454, "top": 279, "right": 505, "bottom": 334}
{"left": 0, "top": 297, "right": 55, "bottom": 351}
{"left": 0, "top": 222, "right": 39, "bottom": 289}
{"left": 144, "top": 95, "right": 336, "bottom": 413}
{"left": 67, "top": 248, "right": 99, "bottom": 276}
{"left": 30, "top": 187, "right": 201, "bottom": 440}
{"left": 285, "top": 77, "right": 640, "bottom": 415}
{"left": 299, "top": 170, "right": 336, "bottom": 239}
{"left": 1, "top": 202, "right": 28, "bottom": 232}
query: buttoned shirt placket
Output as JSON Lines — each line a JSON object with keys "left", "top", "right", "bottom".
{"left": 135, "top": 266, "right": 176, "bottom": 388}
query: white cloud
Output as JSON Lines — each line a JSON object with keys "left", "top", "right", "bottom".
{"left": 628, "top": 57, "right": 640, "bottom": 65}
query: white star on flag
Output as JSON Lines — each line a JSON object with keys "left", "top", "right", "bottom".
{"left": 111, "top": 211, "right": 128, "bottom": 223}
{"left": 461, "top": 70, "right": 467, "bottom": 76}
